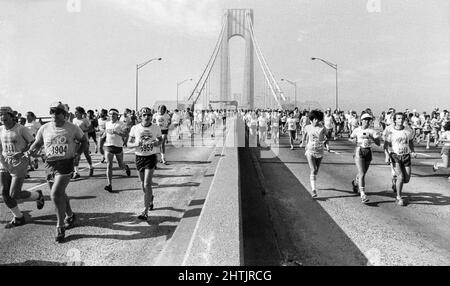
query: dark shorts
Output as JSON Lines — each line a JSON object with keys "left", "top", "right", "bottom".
{"left": 105, "top": 146, "right": 123, "bottom": 154}
{"left": 135, "top": 154, "right": 157, "bottom": 172}
{"left": 161, "top": 129, "right": 168, "bottom": 135}
{"left": 45, "top": 158, "right": 74, "bottom": 180}
{"left": 389, "top": 153, "right": 411, "bottom": 167}
{"left": 441, "top": 146, "right": 450, "bottom": 156}
{"left": 289, "top": 130, "right": 296, "bottom": 138}
{"left": 354, "top": 147, "right": 372, "bottom": 162}
{"left": 88, "top": 132, "right": 97, "bottom": 140}
{"left": 423, "top": 131, "right": 431, "bottom": 135}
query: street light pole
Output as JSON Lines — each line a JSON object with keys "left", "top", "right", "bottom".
{"left": 311, "top": 57, "right": 338, "bottom": 110}
{"left": 135, "top": 57, "right": 162, "bottom": 111}
{"left": 177, "top": 78, "right": 193, "bottom": 110}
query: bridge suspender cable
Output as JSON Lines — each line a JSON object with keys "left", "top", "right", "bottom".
{"left": 246, "top": 16, "right": 285, "bottom": 109}
{"left": 187, "top": 15, "right": 227, "bottom": 109}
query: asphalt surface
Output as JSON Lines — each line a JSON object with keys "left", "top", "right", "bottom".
{"left": 0, "top": 124, "right": 224, "bottom": 266}
{"left": 258, "top": 131, "right": 450, "bottom": 265}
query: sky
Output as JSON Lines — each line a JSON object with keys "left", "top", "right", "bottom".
{"left": 0, "top": 0, "right": 449, "bottom": 117}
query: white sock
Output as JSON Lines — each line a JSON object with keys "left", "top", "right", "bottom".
{"left": 74, "top": 166, "right": 79, "bottom": 173}
{"left": 359, "top": 187, "right": 366, "bottom": 197}
{"left": 310, "top": 175, "right": 317, "bottom": 191}
{"left": 11, "top": 206, "right": 23, "bottom": 218}
{"left": 161, "top": 153, "right": 165, "bottom": 160}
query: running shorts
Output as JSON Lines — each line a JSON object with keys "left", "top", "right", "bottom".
{"left": 289, "top": 130, "right": 296, "bottom": 137}
{"left": 161, "top": 129, "right": 168, "bottom": 135}
{"left": 45, "top": 158, "right": 74, "bottom": 180}
{"left": 0, "top": 156, "right": 28, "bottom": 178}
{"left": 88, "top": 132, "right": 97, "bottom": 140}
{"left": 389, "top": 153, "right": 411, "bottom": 167}
{"left": 423, "top": 131, "right": 431, "bottom": 135}
{"left": 135, "top": 154, "right": 157, "bottom": 172}
{"left": 354, "top": 147, "right": 372, "bottom": 162}
{"left": 104, "top": 145, "right": 123, "bottom": 154}
{"left": 305, "top": 150, "right": 323, "bottom": 159}
{"left": 259, "top": 126, "right": 267, "bottom": 132}
{"left": 441, "top": 146, "right": 450, "bottom": 156}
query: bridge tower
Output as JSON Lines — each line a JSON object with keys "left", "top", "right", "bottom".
{"left": 220, "top": 9, "right": 254, "bottom": 109}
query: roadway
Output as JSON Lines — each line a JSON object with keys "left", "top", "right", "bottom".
{"left": 0, "top": 124, "right": 225, "bottom": 266}
{"left": 257, "top": 131, "right": 450, "bottom": 266}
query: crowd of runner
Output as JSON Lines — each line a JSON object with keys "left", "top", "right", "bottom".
{"left": 1, "top": 102, "right": 449, "bottom": 242}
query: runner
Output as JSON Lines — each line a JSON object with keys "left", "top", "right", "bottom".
{"left": 86, "top": 109, "right": 99, "bottom": 153}
{"left": 258, "top": 110, "right": 268, "bottom": 146}
{"left": 152, "top": 105, "right": 171, "bottom": 164}
{"left": 286, "top": 111, "right": 297, "bottom": 150}
{"left": 383, "top": 112, "right": 416, "bottom": 206}
{"left": 270, "top": 110, "right": 280, "bottom": 144}
{"left": 324, "top": 108, "right": 334, "bottom": 140}
{"left": 97, "top": 109, "right": 109, "bottom": 163}
{"left": 300, "top": 109, "right": 329, "bottom": 198}
{"left": 102, "top": 108, "right": 131, "bottom": 192}
{"left": 24, "top": 111, "right": 42, "bottom": 171}
{"left": 432, "top": 121, "right": 450, "bottom": 179}
{"left": 127, "top": 107, "right": 162, "bottom": 220}
{"left": 171, "top": 109, "right": 182, "bottom": 139}
{"left": 27, "top": 102, "right": 86, "bottom": 242}
{"left": 349, "top": 113, "right": 381, "bottom": 204}
{"left": 72, "top": 106, "right": 94, "bottom": 179}
{"left": 0, "top": 106, "right": 45, "bottom": 229}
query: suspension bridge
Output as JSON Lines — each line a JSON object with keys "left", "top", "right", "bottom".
{"left": 1, "top": 9, "right": 449, "bottom": 267}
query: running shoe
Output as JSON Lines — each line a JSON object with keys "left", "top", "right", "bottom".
{"left": 312, "top": 190, "right": 317, "bottom": 198}
{"left": 432, "top": 162, "right": 438, "bottom": 172}
{"left": 137, "top": 212, "right": 148, "bottom": 221}
{"left": 72, "top": 172, "right": 81, "bottom": 180}
{"left": 396, "top": 197, "right": 406, "bottom": 207}
{"left": 351, "top": 180, "right": 358, "bottom": 193}
{"left": 361, "top": 195, "right": 369, "bottom": 204}
{"left": 290, "top": 146, "right": 294, "bottom": 150}
{"left": 101, "top": 157, "right": 106, "bottom": 163}
{"left": 125, "top": 165, "right": 131, "bottom": 177}
{"left": 36, "top": 190, "right": 45, "bottom": 210}
{"left": 4, "top": 216, "right": 26, "bottom": 229}
{"left": 89, "top": 168, "right": 94, "bottom": 177}
{"left": 55, "top": 226, "right": 65, "bottom": 243}
{"left": 104, "top": 185, "right": 113, "bottom": 193}
{"left": 64, "top": 213, "right": 76, "bottom": 229}
{"left": 161, "top": 160, "right": 168, "bottom": 165}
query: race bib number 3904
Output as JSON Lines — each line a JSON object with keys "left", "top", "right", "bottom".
{"left": 47, "top": 144, "right": 68, "bottom": 157}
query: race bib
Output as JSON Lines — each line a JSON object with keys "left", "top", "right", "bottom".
{"left": 310, "top": 141, "right": 324, "bottom": 153}
{"left": 396, "top": 146, "right": 409, "bottom": 155}
{"left": 289, "top": 123, "right": 295, "bottom": 129}
{"left": 273, "top": 122, "right": 279, "bottom": 127}
{"left": 140, "top": 141, "right": 154, "bottom": 153}
{"left": 3, "top": 143, "right": 16, "bottom": 156}
{"left": 47, "top": 144, "right": 68, "bottom": 158}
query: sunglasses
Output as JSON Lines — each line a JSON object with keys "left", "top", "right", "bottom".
{"left": 50, "top": 108, "right": 64, "bottom": 115}
{"left": 142, "top": 113, "right": 152, "bottom": 117}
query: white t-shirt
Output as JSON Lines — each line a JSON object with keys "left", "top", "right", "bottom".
{"left": 383, "top": 126, "right": 414, "bottom": 155}
{"left": 98, "top": 117, "right": 109, "bottom": 132}
{"left": 303, "top": 124, "right": 327, "bottom": 156}
{"left": 24, "top": 121, "right": 42, "bottom": 137}
{"left": 104, "top": 120, "right": 126, "bottom": 147}
{"left": 350, "top": 127, "right": 380, "bottom": 148}
{"left": 286, "top": 118, "right": 296, "bottom": 131}
{"left": 324, "top": 115, "right": 334, "bottom": 129}
{"left": 153, "top": 113, "right": 171, "bottom": 130}
{"left": 258, "top": 116, "right": 268, "bottom": 128}
{"left": 271, "top": 114, "right": 280, "bottom": 127}
{"left": 129, "top": 123, "right": 162, "bottom": 156}
{"left": 171, "top": 113, "right": 181, "bottom": 125}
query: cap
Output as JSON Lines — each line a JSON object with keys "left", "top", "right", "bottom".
{"left": 50, "top": 101, "right": 67, "bottom": 112}
{"left": 0, "top": 106, "right": 14, "bottom": 115}
{"left": 361, "top": 113, "right": 372, "bottom": 120}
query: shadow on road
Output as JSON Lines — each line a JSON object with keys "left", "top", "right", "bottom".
{"left": 259, "top": 150, "right": 369, "bottom": 266}
{"left": 21, "top": 211, "right": 179, "bottom": 243}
